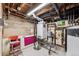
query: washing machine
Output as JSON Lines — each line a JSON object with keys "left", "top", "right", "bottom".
{"left": 66, "top": 26, "right": 79, "bottom": 56}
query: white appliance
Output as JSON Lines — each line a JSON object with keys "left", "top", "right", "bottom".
{"left": 2, "top": 38, "right": 10, "bottom": 56}
{"left": 66, "top": 26, "right": 79, "bottom": 56}
{"left": 32, "top": 13, "right": 47, "bottom": 40}
{"left": 37, "top": 21, "right": 47, "bottom": 39}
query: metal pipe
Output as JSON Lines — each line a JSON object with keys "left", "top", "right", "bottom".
{"left": 72, "top": 9, "right": 75, "bottom": 26}
{"left": 32, "top": 13, "right": 43, "bottom": 21}
{"left": 32, "top": 13, "right": 44, "bottom": 50}
{"left": 52, "top": 3, "right": 59, "bottom": 15}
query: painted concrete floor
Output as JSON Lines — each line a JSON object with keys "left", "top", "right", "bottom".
{"left": 19, "top": 44, "right": 66, "bottom": 56}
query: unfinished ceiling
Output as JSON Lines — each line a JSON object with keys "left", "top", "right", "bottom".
{"left": 3, "top": 3, "right": 79, "bottom": 22}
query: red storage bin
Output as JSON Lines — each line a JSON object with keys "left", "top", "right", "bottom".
{"left": 24, "top": 36, "right": 37, "bottom": 46}
{"left": 10, "top": 41, "right": 20, "bottom": 47}
{"left": 9, "top": 36, "right": 18, "bottom": 41}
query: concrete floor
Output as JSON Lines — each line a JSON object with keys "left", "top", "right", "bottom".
{"left": 19, "top": 44, "right": 66, "bottom": 56}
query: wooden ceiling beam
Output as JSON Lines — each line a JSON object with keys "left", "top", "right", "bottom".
{"left": 60, "top": 3, "right": 79, "bottom": 12}
{"left": 36, "top": 5, "right": 52, "bottom": 16}
{"left": 18, "top": 3, "right": 30, "bottom": 13}
{"left": 36, "top": 8, "right": 52, "bottom": 16}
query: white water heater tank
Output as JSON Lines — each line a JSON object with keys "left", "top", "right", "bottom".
{"left": 37, "top": 21, "right": 47, "bottom": 39}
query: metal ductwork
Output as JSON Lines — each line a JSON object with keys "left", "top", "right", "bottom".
{"left": 32, "top": 13, "right": 43, "bottom": 21}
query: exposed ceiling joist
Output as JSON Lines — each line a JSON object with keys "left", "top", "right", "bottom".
{"left": 52, "top": 3, "right": 60, "bottom": 15}
{"left": 36, "top": 7, "right": 52, "bottom": 16}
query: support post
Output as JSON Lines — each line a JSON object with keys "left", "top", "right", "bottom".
{"left": 0, "top": 3, "right": 3, "bottom": 56}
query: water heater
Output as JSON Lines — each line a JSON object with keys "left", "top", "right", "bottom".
{"left": 37, "top": 21, "right": 47, "bottom": 39}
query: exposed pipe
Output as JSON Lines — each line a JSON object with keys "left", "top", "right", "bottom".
{"left": 72, "top": 9, "right": 75, "bottom": 25}
{"left": 32, "top": 13, "right": 43, "bottom": 21}
{"left": 32, "top": 13, "right": 45, "bottom": 50}
{"left": 52, "top": 3, "right": 59, "bottom": 15}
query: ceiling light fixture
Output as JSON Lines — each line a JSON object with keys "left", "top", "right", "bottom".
{"left": 27, "top": 3, "right": 49, "bottom": 16}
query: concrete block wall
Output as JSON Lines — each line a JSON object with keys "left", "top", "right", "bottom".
{"left": 4, "top": 15, "right": 34, "bottom": 38}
